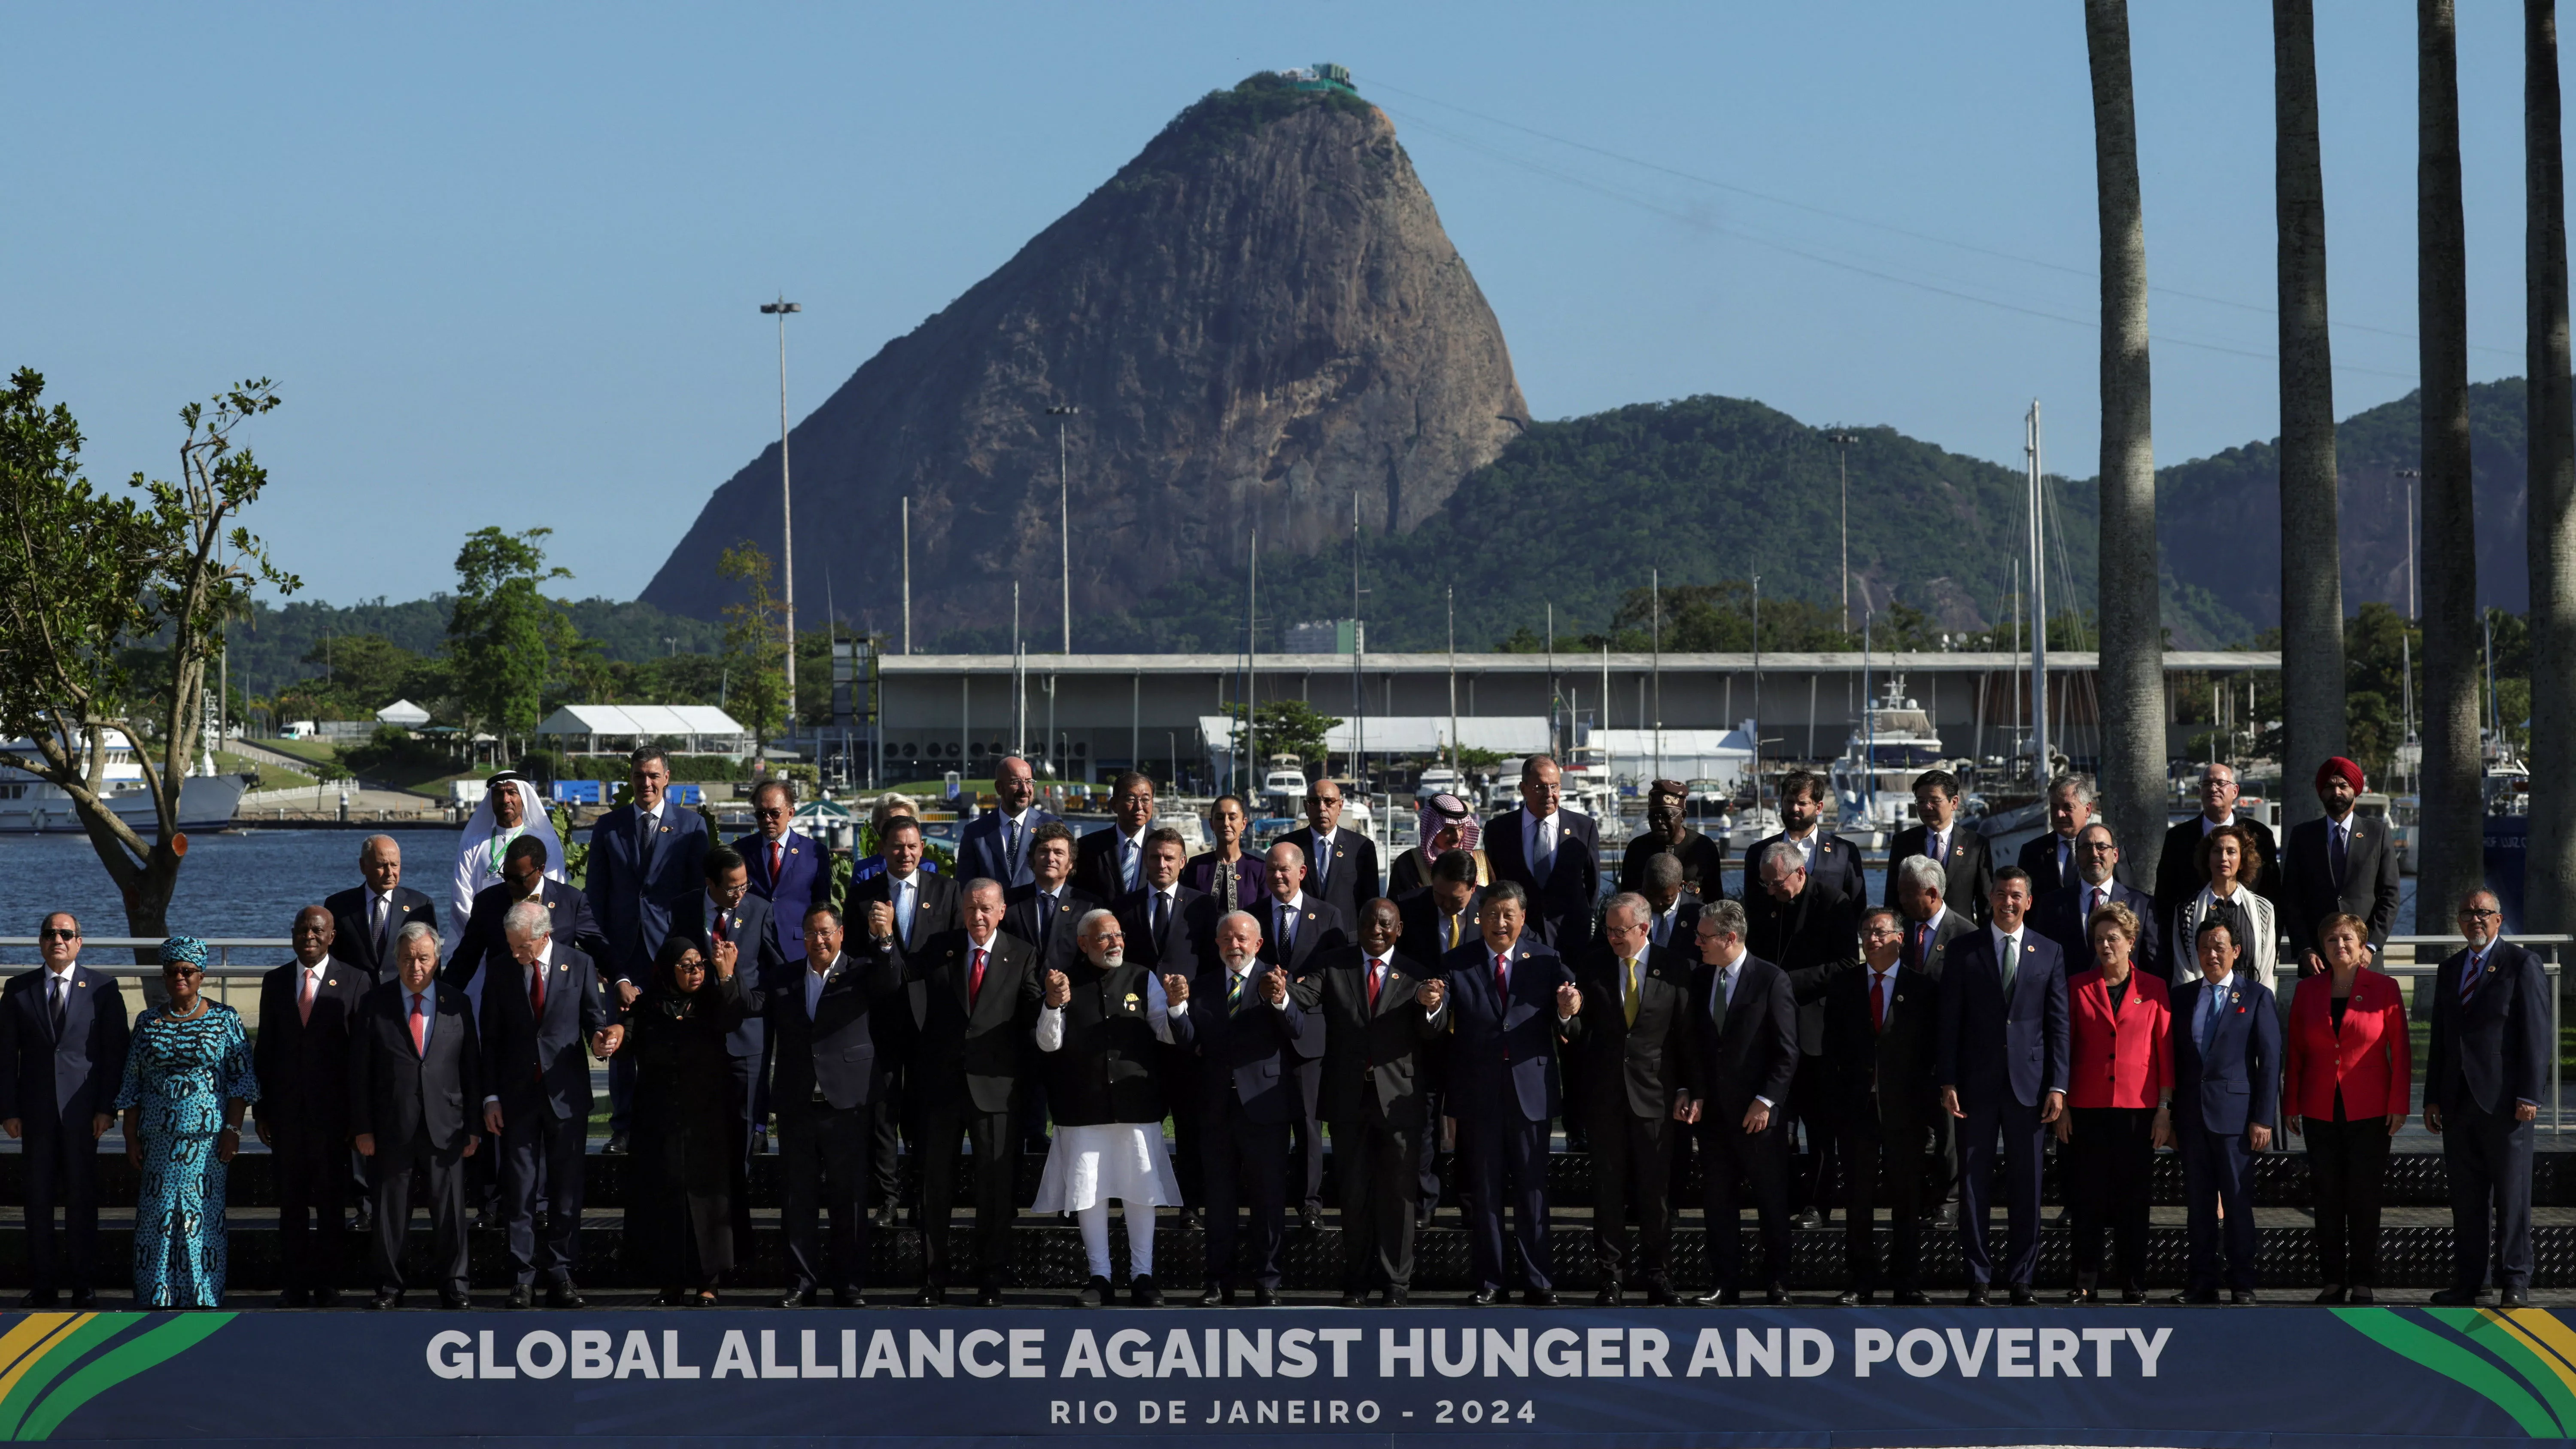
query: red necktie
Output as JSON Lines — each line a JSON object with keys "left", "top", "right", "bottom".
{"left": 713, "top": 911, "right": 728, "bottom": 943}
{"left": 1494, "top": 953, "right": 1509, "bottom": 1000}
{"left": 409, "top": 992, "right": 427, "bottom": 1055}
{"left": 1870, "top": 971, "right": 1886, "bottom": 1035}
{"left": 529, "top": 962, "right": 546, "bottom": 1019}
{"left": 969, "top": 947, "right": 987, "bottom": 1007}
{"left": 1906, "top": 924, "right": 1925, "bottom": 973}
{"left": 771, "top": 839, "right": 784, "bottom": 881}
{"left": 2087, "top": 887, "right": 2102, "bottom": 924}
{"left": 298, "top": 969, "right": 316, "bottom": 1026}
{"left": 1367, "top": 960, "right": 1384, "bottom": 1010}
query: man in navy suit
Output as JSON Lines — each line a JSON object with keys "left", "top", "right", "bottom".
{"left": 1742, "top": 770, "right": 1863, "bottom": 942}
{"left": 1395, "top": 848, "right": 1480, "bottom": 1225}
{"left": 677, "top": 844, "right": 787, "bottom": 1239}
{"left": 1282, "top": 777, "right": 1382, "bottom": 928}
{"left": 1258, "top": 839, "right": 1349, "bottom": 1226}
{"left": 2034, "top": 823, "right": 2162, "bottom": 972}
{"left": 480, "top": 899, "right": 618, "bottom": 1308}
{"left": 444, "top": 835, "right": 610, "bottom": 993}
{"left": 1440, "top": 880, "right": 1584, "bottom": 1305}
{"left": 2169, "top": 910, "right": 2281, "bottom": 1303}
{"left": 1883, "top": 770, "right": 1992, "bottom": 928}
{"left": 256, "top": 906, "right": 371, "bottom": 1306}
{"left": 2016, "top": 773, "right": 2107, "bottom": 899}
{"left": 326, "top": 835, "right": 441, "bottom": 981}
{"left": 850, "top": 813, "right": 961, "bottom": 1225}
{"left": 738, "top": 778, "right": 823, "bottom": 963}
{"left": 1935, "top": 868, "right": 2068, "bottom": 1304}
{"left": 1003, "top": 823, "right": 1099, "bottom": 977}
{"left": 0, "top": 912, "right": 129, "bottom": 1307}
{"left": 1681, "top": 899, "right": 1798, "bottom": 1304}
{"left": 585, "top": 746, "right": 709, "bottom": 1154}
{"left": 1174, "top": 911, "right": 1305, "bottom": 1304}
{"left": 957, "top": 753, "right": 1059, "bottom": 890}
{"left": 764, "top": 905, "right": 900, "bottom": 1307}
{"left": 352, "top": 924, "right": 483, "bottom": 1309}
{"left": 1484, "top": 755, "right": 1601, "bottom": 952}
{"left": 1075, "top": 771, "right": 1159, "bottom": 905}
{"left": 2428, "top": 890, "right": 2552, "bottom": 1308}
{"left": 1639, "top": 855, "right": 1703, "bottom": 954}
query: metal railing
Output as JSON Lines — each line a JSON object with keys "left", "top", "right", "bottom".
{"left": 0, "top": 938, "right": 291, "bottom": 1012}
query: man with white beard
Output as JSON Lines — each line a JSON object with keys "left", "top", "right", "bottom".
{"left": 1031, "top": 910, "right": 1191, "bottom": 1306}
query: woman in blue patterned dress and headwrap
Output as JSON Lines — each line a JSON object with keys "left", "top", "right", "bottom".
{"left": 115, "top": 936, "right": 259, "bottom": 1308}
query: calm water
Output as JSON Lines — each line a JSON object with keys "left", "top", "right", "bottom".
{"left": 0, "top": 828, "right": 463, "bottom": 948}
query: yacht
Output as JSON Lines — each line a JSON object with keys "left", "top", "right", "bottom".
{"left": 1414, "top": 764, "right": 1466, "bottom": 804}
{"left": 0, "top": 730, "right": 249, "bottom": 834}
{"left": 1726, "top": 804, "right": 1784, "bottom": 855}
{"left": 1828, "top": 676, "right": 1959, "bottom": 850}
{"left": 1259, "top": 755, "right": 1308, "bottom": 809}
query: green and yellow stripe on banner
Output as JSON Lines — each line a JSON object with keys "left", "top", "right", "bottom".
{"left": 2333, "top": 1306, "right": 2576, "bottom": 1440}
{"left": 0, "top": 1312, "right": 234, "bottom": 1441}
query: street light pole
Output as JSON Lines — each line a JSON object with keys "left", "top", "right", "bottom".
{"left": 1826, "top": 431, "right": 1859, "bottom": 632}
{"left": 761, "top": 298, "right": 803, "bottom": 729}
{"left": 1047, "top": 406, "right": 1078, "bottom": 654}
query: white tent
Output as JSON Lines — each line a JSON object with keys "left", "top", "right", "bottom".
{"left": 1581, "top": 726, "right": 1757, "bottom": 786}
{"left": 374, "top": 698, "right": 431, "bottom": 726}
{"left": 1196, "top": 715, "right": 1553, "bottom": 756}
{"left": 536, "top": 703, "right": 750, "bottom": 756}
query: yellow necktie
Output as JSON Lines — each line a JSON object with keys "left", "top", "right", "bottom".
{"left": 1622, "top": 957, "right": 1640, "bottom": 1027}
{"left": 1446, "top": 913, "right": 1460, "bottom": 952}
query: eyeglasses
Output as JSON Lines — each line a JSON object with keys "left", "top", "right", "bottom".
{"left": 2460, "top": 907, "right": 2502, "bottom": 920}
{"left": 40, "top": 928, "right": 79, "bottom": 941}
{"left": 755, "top": 807, "right": 790, "bottom": 819}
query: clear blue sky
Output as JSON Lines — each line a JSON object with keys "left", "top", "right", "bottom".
{"left": 3, "top": 2, "right": 2543, "bottom": 607}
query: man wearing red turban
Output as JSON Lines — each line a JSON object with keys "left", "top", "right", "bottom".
{"left": 2283, "top": 756, "right": 2403, "bottom": 975}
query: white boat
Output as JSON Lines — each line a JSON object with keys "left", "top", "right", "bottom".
{"left": 1726, "top": 805, "right": 1783, "bottom": 854}
{"left": 1414, "top": 765, "right": 1466, "bottom": 803}
{"left": 0, "top": 731, "right": 249, "bottom": 834}
{"left": 1260, "top": 754, "right": 1308, "bottom": 808}
{"left": 1828, "top": 675, "right": 1959, "bottom": 851}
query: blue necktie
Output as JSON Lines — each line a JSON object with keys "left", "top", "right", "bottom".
{"left": 2200, "top": 986, "right": 2224, "bottom": 1055}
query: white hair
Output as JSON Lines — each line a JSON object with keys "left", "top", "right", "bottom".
{"left": 1759, "top": 840, "right": 1805, "bottom": 875}
{"left": 502, "top": 899, "right": 552, "bottom": 940}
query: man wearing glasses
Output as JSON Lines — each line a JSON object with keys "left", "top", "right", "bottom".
{"left": 737, "top": 777, "right": 818, "bottom": 1157}
{"left": 1282, "top": 779, "right": 1381, "bottom": 931}
{"left": 2427, "top": 892, "right": 2549, "bottom": 1308}
{"left": 0, "top": 913, "right": 131, "bottom": 1306}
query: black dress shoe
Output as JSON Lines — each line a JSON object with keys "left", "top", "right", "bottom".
{"left": 602, "top": 1133, "right": 629, "bottom": 1155}
{"left": 2067, "top": 1288, "right": 2097, "bottom": 1305}
{"left": 547, "top": 1281, "right": 585, "bottom": 1310}
{"left": 1079, "top": 1276, "right": 1110, "bottom": 1307}
{"left": 2504, "top": 1289, "right": 2532, "bottom": 1309}
{"left": 872, "top": 1204, "right": 899, "bottom": 1231}
{"left": 2347, "top": 1285, "right": 2375, "bottom": 1305}
{"left": 912, "top": 1287, "right": 944, "bottom": 1307}
{"left": 1251, "top": 1285, "right": 1279, "bottom": 1307}
{"left": 1340, "top": 1289, "right": 1368, "bottom": 1307}
{"left": 369, "top": 1291, "right": 401, "bottom": 1310}
{"left": 2118, "top": 1288, "right": 2145, "bottom": 1305}
{"left": 17, "top": 1289, "right": 58, "bottom": 1309}
{"left": 1470, "top": 1288, "right": 1501, "bottom": 1306}
{"left": 1791, "top": 1208, "right": 1826, "bottom": 1230}
{"left": 1201, "top": 1282, "right": 1231, "bottom": 1307}
{"left": 2313, "top": 1285, "right": 2348, "bottom": 1305}
{"left": 1895, "top": 1288, "right": 1933, "bottom": 1306}
{"left": 281, "top": 1288, "right": 311, "bottom": 1309}
{"left": 833, "top": 1289, "right": 866, "bottom": 1308}
{"left": 1644, "top": 1281, "right": 1678, "bottom": 1306}
{"left": 1694, "top": 1288, "right": 1741, "bottom": 1306}
{"left": 1595, "top": 1284, "right": 1623, "bottom": 1306}
{"left": 2172, "top": 1288, "right": 2221, "bottom": 1305}
{"left": 67, "top": 1289, "right": 95, "bottom": 1309}
{"left": 2429, "top": 1286, "right": 2488, "bottom": 1306}
{"left": 1964, "top": 1284, "right": 1991, "bottom": 1306}
{"left": 1132, "top": 1275, "right": 1163, "bottom": 1307}
{"left": 2230, "top": 1289, "right": 2258, "bottom": 1305}
{"left": 504, "top": 1285, "right": 533, "bottom": 1309}
{"left": 778, "top": 1288, "right": 815, "bottom": 1308}
{"left": 1523, "top": 1288, "right": 1557, "bottom": 1307}
{"left": 441, "top": 1291, "right": 473, "bottom": 1310}
{"left": 2008, "top": 1284, "right": 2034, "bottom": 1306}
{"left": 1836, "top": 1288, "right": 1871, "bottom": 1306}
{"left": 976, "top": 1287, "right": 1004, "bottom": 1308}
{"left": 1765, "top": 1286, "right": 1792, "bottom": 1306}
{"left": 1385, "top": 1286, "right": 1409, "bottom": 1306}
{"left": 313, "top": 1287, "right": 341, "bottom": 1308}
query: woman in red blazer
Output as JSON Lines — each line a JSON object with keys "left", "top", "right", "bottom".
{"left": 2285, "top": 911, "right": 2411, "bottom": 1304}
{"left": 2053, "top": 901, "right": 2171, "bottom": 1304}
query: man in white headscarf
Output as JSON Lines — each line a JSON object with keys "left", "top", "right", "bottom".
{"left": 447, "top": 772, "right": 565, "bottom": 959}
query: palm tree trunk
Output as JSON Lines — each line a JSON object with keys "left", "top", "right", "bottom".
{"left": 2526, "top": 0, "right": 2576, "bottom": 942}
{"left": 2086, "top": 0, "right": 2166, "bottom": 881}
{"left": 2276, "top": 0, "right": 2345, "bottom": 835}
{"left": 2418, "top": 0, "right": 2485, "bottom": 932}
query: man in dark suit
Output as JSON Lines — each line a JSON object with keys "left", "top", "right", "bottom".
{"left": 1747, "top": 839, "right": 1859, "bottom": 1229}
{"left": 256, "top": 906, "right": 370, "bottom": 1306}
{"left": 738, "top": 777, "right": 824, "bottom": 963}
{"left": 1440, "top": 880, "right": 1584, "bottom": 1305}
{"left": 444, "top": 835, "right": 610, "bottom": 993}
{"left": 1115, "top": 826, "right": 1220, "bottom": 1216}
{"left": 1826, "top": 908, "right": 1940, "bottom": 1304}
{"left": 2153, "top": 762, "right": 2284, "bottom": 938}
{"left": 2034, "top": 823, "right": 2162, "bottom": 972}
{"left": 479, "top": 899, "right": 617, "bottom": 1308}
{"left": 2282, "top": 757, "right": 2404, "bottom": 975}
{"left": 850, "top": 813, "right": 959, "bottom": 1224}
{"left": 1394, "top": 848, "right": 1480, "bottom": 1224}
{"left": 1892, "top": 856, "right": 1976, "bottom": 981}
{"left": 0, "top": 911, "right": 129, "bottom": 1307}
{"left": 1681, "top": 898, "right": 1799, "bottom": 1304}
{"left": 351, "top": 923, "right": 483, "bottom": 1309}
{"left": 1259, "top": 839, "right": 1349, "bottom": 1226}
{"left": 897, "top": 879, "right": 1043, "bottom": 1306}
{"left": 1282, "top": 775, "right": 1383, "bottom": 928}
{"left": 584, "top": 746, "right": 709, "bottom": 1154}
{"left": 1572, "top": 892, "right": 1698, "bottom": 1304}
{"left": 1075, "top": 770, "right": 1159, "bottom": 904}
{"left": 1003, "top": 823, "right": 1099, "bottom": 977}
{"left": 2427, "top": 891, "right": 2552, "bottom": 1309}
{"left": 1291, "top": 897, "right": 1448, "bottom": 1305}
{"left": 326, "top": 835, "right": 440, "bottom": 981}
{"left": 1619, "top": 779, "right": 1728, "bottom": 900}
{"left": 675, "top": 844, "right": 787, "bottom": 1234}
{"left": 1742, "top": 769, "right": 1863, "bottom": 937}
{"left": 1174, "top": 911, "right": 1305, "bottom": 1304}
{"left": 1935, "top": 868, "right": 2069, "bottom": 1304}
{"left": 1637, "top": 854, "right": 1704, "bottom": 954}
{"left": 766, "top": 905, "right": 899, "bottom": 1307}
{"left": 1883, "top": 770, "right": 1991, "bottom": 927}
{"left": 956, "top": 753, "right": 1060, "bottom": 890}
{"left": 1483, "top": 754, "right": 1601, "bottom": 951}
{"left": 2015, "top": 773, "right": 2105, "bottom": 899}
{"left": 2169, "top": 912, "right": 2281, "bottom": 1303}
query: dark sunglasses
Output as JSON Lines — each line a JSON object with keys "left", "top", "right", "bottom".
{"left": 41, "top": 928, "right": 79, "bottom": 941}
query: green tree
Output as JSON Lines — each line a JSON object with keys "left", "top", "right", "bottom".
{"left": 0, "top": 369, "right": 297, "bottom": 951}
{"left": 1223, "top": 699, "right": 1343, "bottom": 778}
{"left": 446, "top": 526, "right": 578, "bottom": 756}
{"left": 717, "top": 541, "right": 788, "bottom": 759}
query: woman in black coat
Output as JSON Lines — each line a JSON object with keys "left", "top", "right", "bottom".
{"left": 627, "top": 936, "right": 745, "bottom": 1306}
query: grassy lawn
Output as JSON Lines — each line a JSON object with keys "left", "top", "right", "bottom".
{"left": 261, "top": 737, "right": 341, "bottom": 767}
{"left": 216, "top": 750, "right": 314, "bottom": 792}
